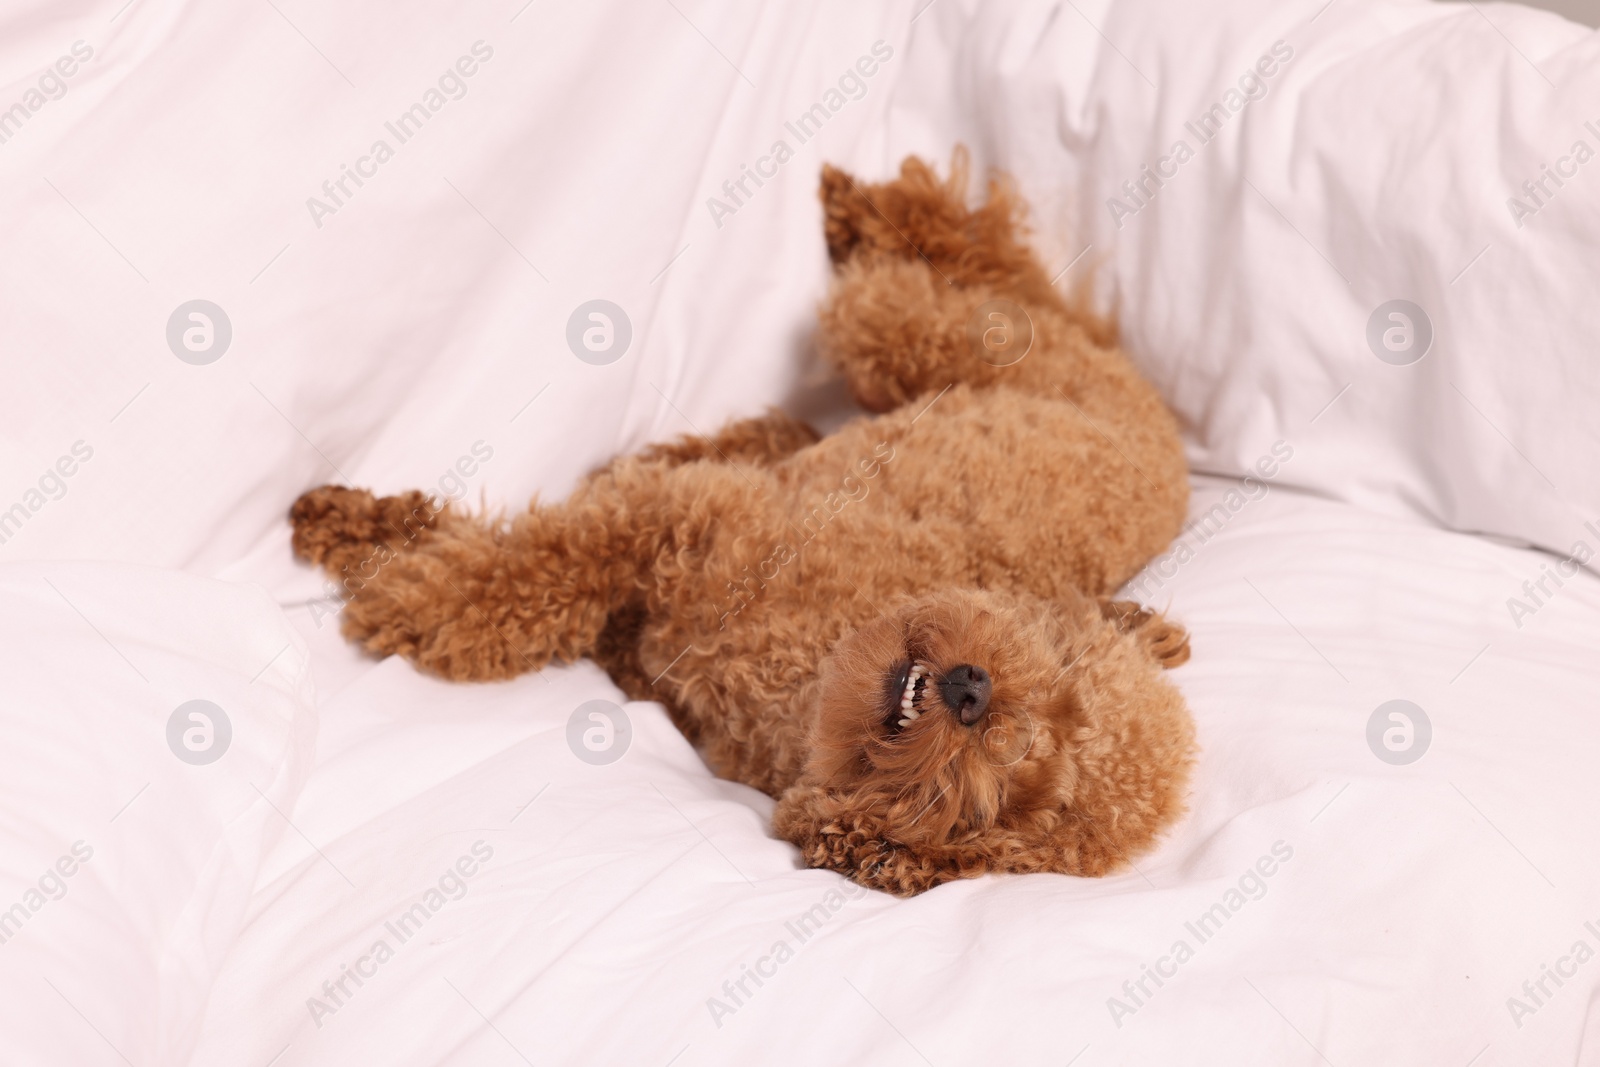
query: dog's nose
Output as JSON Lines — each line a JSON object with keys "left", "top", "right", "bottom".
{"left": 939, "top": 664, "right": 992, "bottom": 725}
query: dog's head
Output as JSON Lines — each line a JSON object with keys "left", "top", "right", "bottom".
{"left": 773, "top": 588, "right": 1192, "bottom": 896}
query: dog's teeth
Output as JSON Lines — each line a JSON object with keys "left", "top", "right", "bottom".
{"left": 897, "top": 663, "right": 928, "bottom": 719}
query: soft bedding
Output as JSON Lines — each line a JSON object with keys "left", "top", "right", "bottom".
{"left": 0, "top": 564, "right": 315, "bottom": 1065}
{"left": 192, "top": 484, "right": 1600, "bottom": 1066}
{"left": 896, "top": 0, "right": 1600, "bottom": 559}
{"left": 3, "top": 0, "right": 1598, "bottom": 1063}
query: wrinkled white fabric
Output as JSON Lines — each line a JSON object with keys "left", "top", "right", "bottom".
{"left": 1, "top": 0, "right": 1596, "bottom": 1062}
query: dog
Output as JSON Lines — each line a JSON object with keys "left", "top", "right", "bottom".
{"left": 290, "top": 151, "right": 1195, "bottom": 895}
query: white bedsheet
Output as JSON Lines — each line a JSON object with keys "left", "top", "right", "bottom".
{"left": 4, "top": 0, "right": 1599, "bottom": 1063}
{"left": 190, "top": 482, "right": 1600, "bottom": 1066}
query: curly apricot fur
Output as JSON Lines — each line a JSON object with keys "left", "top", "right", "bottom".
{"left": 291, "top": 152, "right": 1196, "bottom": 895}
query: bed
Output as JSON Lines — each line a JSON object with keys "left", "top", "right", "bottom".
{"left": 4, "top": 0, "right": 1599, "bottom": 1063}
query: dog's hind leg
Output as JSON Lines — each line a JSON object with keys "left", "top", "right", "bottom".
{"left": 815, "top": 152, "right": 1142, "bottom": 416}
{"left": 817, "top": 153, "right": 1189, "bottom": 571}
{"left": 819, "top": 149, "right": 1054, "bottom": 295}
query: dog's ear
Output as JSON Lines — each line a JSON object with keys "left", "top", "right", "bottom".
{"left": 772, "top": 783, "right": 984, "bottom": 896}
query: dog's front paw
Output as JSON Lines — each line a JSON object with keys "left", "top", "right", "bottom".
{"left": 1100, "top": 599, "right": 1191, "bottom": 669}
{"left": 851, "top": 842, "right": 948, "bottom": 897}
{"left": 776, "top": 786, "right": 950, "bottom": 897}
{"left": 800, "top": 828, "right": 946, "bottom": 897}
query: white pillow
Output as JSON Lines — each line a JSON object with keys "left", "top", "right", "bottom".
{"left": 8, "top": 0, "right": 1594, "bottom": 583}
{"left": 890, "top": 0, "right": 1600, "bottom": 558}
{"left": 0, "top": 563, "right": 315, "bottom": 1064}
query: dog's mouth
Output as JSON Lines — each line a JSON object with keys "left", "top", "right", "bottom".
{"left": 884, "top": 660, "right": 930, "bottom": 730}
